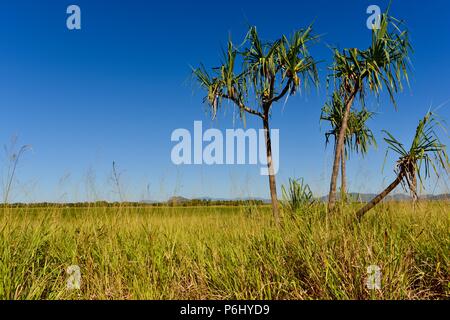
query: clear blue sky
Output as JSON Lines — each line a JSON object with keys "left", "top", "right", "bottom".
{"left": 0, "top": 0, "right": 449, "bottom": 202}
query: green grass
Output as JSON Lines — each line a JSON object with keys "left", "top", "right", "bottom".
{"left": 0, "top": 202, "right": 448, "bottom": 300}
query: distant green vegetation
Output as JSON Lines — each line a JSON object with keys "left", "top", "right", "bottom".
{"left": 0, "top": 203, "right": 447, "bottom": 299}
{"left": 0, "top": 199, "right": 267, "bottom": 208}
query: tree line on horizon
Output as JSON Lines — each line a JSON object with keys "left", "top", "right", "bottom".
{"left": 0, "top": 199, "right": 268, "bottom": 208}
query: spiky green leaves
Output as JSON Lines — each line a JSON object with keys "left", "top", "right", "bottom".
{"left": 383, "top": 112, "right": 448, "bottom": 195}
{"left": 278, "top": 24, "right": 319, "bottom": 94}
{"left": 321, "top": 92, "right": 376, "bottom": 156}
{"left": 330, "top": 12, "right": 411, "bottom": 107}
{"left": 193, "top": 25, "right": 319, "bottom": 121}
{"left": 192, "top": 41, "right": 247, "bottom": 119}
{"left": 281, "top": 178, "right": 314, "bottom": 213}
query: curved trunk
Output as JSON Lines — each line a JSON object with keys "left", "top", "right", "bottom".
{"left": 263, "top": 116, "right": 280, "bottom": 226}
{"left": 328, "top": 88, "right": 358, "bottom": 212}
{"left": 341, "top": 144, "right": 347, "bottom": 201}
{"left": 356, "top": 172, "right": 404, "bottom": 221}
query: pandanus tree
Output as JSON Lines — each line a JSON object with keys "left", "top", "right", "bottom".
{"left": 356, "top": 112, "right": 449, "bottom": 220}
{"left": 321, "top": 92, "right": 376, "bottom": 199}
{"left": 327, "top": 10, "right": 412, "bottom": 211}
{"left": 193, "top": 26, "right": 319, "bottom": 225}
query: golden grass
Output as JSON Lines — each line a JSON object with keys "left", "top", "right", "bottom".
{"left": 0, "top": 201, "right": 448, "bottom": 300}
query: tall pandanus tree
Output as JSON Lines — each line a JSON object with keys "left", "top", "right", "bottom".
{"left": 356, "top": 112, "right": 448, "bottom": 220}
{"left": 321, "top": 92, "right": 376, "bottom": 199}
{"left": 327, "top": 9, "right": 412, "bottom": 211}
{"left": 193, "top": 26, "right": 319, "bottom": 225}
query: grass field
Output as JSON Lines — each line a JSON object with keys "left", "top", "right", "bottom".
{"left": 0, "top": 202, "right": 448, "bottom": 300}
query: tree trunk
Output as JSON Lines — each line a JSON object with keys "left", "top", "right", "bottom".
{"left": 263, "top": 116, "right": 280, "bottom": 226}
{"left": 328, "top": 89, "right": 358, "bottom": 212}
{"left": 356, "top": 172, "right": 404, "bottom": 221}
{"left": 411, "top": 173, "right": 418, "bottom": 205}
{"left": 341, "top": 144, "right": 347, "bottom": 201}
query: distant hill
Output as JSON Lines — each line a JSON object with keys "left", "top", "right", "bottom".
{"left": 422, "top": 194, "right": 450, "bottom": 201}
{"left": 167, "top": 196, "right": 190, "bottom": 205}
{"left": 199, "top": 196, "right": 271, "bottom": 203}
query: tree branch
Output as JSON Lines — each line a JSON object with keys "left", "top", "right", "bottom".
{"left": 269, "top": 79, "right": 293, "bottom": 104}
{"left": 220, "top": 94, "right": 265, "bottom": 119}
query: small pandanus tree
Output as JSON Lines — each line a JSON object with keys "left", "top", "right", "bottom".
{"left": 327, "top": 9, "right": 412, "bottom": 211}
{"left": 356, "top": 112, "right": 449, "bottom": 220}
{"left": 321, "top": 93, "right": 376, "bottom": 199}
{"left": 193, "top": 26, "right": 319, "bottom": 225}
{"left": 281, "top": 178, "right": 314, "bottom": 213}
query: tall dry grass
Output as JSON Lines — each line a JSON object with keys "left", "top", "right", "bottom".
{"left": 0, "top": 202, "right": 448, "bottom": 300}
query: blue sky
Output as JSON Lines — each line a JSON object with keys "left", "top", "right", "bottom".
{"left": 0, "top": 0, "right": 449, "bottom": 202}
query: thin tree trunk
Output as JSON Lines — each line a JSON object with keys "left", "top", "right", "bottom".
{"left": 328, "top": 88, "right": 358, "bottom": 212}
{"left": 263, "top": 116, "right": 280, "bottom": 226}
{"left": 356, "top": 172, "right": 404, "bottom": 221}
{"left": 411, "top": 173, "right": 418, "bottom": 205}
{"left": 341, "top": 144, "right": 347, "bottom": 201}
